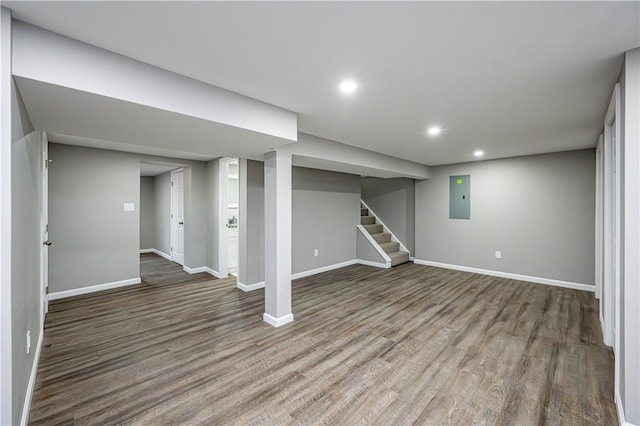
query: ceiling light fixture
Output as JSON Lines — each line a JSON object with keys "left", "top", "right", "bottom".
{"left": 474, "top": 150, "right": 484, "bottom": 157}
{"left": 427, "top": 126, "right": 441, "bottom": 136}
{"left": 339, "top": 79, "right": 358, "bottom": 95}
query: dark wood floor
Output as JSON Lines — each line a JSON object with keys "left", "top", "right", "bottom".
{"left": 140, "top": 252, "right": 213, "bottom": 286}
{"left": 30, "top": 257, "right": 616, "bottom": 425}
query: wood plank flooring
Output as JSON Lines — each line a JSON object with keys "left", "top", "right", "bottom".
{"left": 140, "top": 252, "right": 213, "bottom": 286}
{"left": 30, "top": 257, "right": 616, "bottom": 425}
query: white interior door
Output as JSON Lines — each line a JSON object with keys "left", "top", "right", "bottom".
{"left": 41, "top": 132, "right": 49, "bottom": 318}
{"left": 171, "top": 169, "right": 185, "bottom": 265}
{"left": 227, "top": 161, "right": 239, "bottom": 274}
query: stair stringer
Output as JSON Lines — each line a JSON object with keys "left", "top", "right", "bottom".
{"left": 356, "top": 225, "right": 392, "bottom": 269}
{"left": 360, "top": 199, "right": 412, "bottom": 258}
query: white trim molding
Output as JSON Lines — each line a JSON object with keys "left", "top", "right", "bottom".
{"left": 47, "top": 277, "right": 141, "bottom": 300}
{"left": 360, "top": 199, "right": 411, "bottom": 256}
{"left": 237, "top": 260, "right": 364, "bottom": 292}
{"left": 356, "top": 259, "right": 390, "bottom": 269}
{"left": 356, "top": 224, "right": 392, "bottom": 267}
{"left": 263, "top": 312, "right": 294, "bottom": 327}
{"left": 413, "top": 260, "right": 594, "bottom": 292}
{"left": 139, "top": 248, "right": 171, "bottom": 261}
{"left": 183, "top": 265, "right": 224, "bottom": 279}
{"left": 20, "top": 330, "right": 43, "bottom": 426}
{"left": 237, "top": 281, "right": 265, "bottom": 292}
{"left": 292, "top": 260, "right": 358, "bottom": 280}
{"left": 616, "top": 392, "right": 635, "bottom": 426}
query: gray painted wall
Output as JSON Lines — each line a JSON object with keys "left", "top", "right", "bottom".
{"left": 153, "top": 172, "right": 171, "bottom": 256}
{"left": 292, "top": 167, "right": 360, "bottom": 273}
{"left": 49, "top": 144, "right": 140, "bottom": 292}
{"left": 48, "top": 144, "right": 211, "bottom": 293}
{"left": 356, "top": 229, "right": 388, "bottom": 265}
{"left": 184, "top": 165, "right": 208, "bottom": 268}
{"left": 238, "top": 159, "right": 264, "bottom": 284}
{"left": 10, "top": 80, "right": 39, "bottom": 424}
{"left": 139, "top": 177, "right": 155, "bottom": 250}
{"left": 241, "top": 163, "right": 360, "bottom": 284}
{"left": 415, "top": 149, "right": 596, "bottom": 285}
{"left": 361, "top": 177, "right": 415, "bottom": 254}
{"left": 206, "top": 160, "right": 219, "bottom": 272}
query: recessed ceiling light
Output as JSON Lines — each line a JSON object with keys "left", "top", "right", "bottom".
{"left": 474, "top": 150, "right": 484, "bottom": 157}
{"left": 339, "top": 79, "right": 358, "bottom": 95}
{"left": 427, "top": 126, "right": 441, "bottom": 136}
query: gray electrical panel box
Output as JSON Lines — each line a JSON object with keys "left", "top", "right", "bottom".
{"left": 449, "top": 175, "right": 470, "bottom": 220}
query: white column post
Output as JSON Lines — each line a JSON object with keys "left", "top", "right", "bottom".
{"left": 263, "top": 150, "right": 293, "bottom": 327}
{"left": 0, "top": 7, "right": 13, "bottom": 425}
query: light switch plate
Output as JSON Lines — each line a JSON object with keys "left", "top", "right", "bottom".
{"left": 495, "top": 251, "right": 502, "bottom": 259}
{"left": 124, "top": 203, "right": 135, "bottom": 212}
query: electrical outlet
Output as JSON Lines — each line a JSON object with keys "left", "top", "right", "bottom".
{"left": 26, "top": 330, "right": 31, "bottom": 354}
{"left": 314, "top": 249, "right": 319, "bottom": 257}
{"left": 495, "top": 251, "right": 502, "bottom": 259}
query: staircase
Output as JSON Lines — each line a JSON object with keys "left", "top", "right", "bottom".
{"left": 360, "top": 205, "right": 410, "bottom": 267}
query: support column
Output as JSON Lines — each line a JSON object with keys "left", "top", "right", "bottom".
{"left": 263, "top": 150, "right": 293, "bottom": 327}
{"left": 0, "top": 7, "right": 13, "bottom": 425}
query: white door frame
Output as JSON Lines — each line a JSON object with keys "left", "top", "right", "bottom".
{"left": 602, "top": 83, "right": 621, "bottom": 350}
{"left": 595, "top": 134, "right": 603, "bottom": 303}
{"left": 605, "top": 83, "right": 622, "bottom": 403}
{"left": 217, "top": 158, "right": 239, "bottom": 278}
{"left": 602, "top": 83, "right": 621, "bottom": 355}
{"left": 40, "top": 132, "right": 49, "bottom": 321}
{"left": 170, "top": 168, "right": 185, "bottom": 266}
{"left": 227, "top": 163, "right": 239, "bottom": 275}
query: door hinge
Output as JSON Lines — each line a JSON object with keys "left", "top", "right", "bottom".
{"left": 171, "top": 214, "right": 173, "bottom": 219}
{"left": 171, "top": 181, "right": 174, "bottom": 186}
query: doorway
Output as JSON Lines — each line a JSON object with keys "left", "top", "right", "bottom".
{"left": 218, "top": 158, "right": 239, "bottom": 277}
{"left": 40, "top": 132, "right": 49, "bottom": 320}
{"left": 602, "top": 83, "right": 620, "bottom": 350}
{"left": 170, "top": 168, "right": 185, "bottom": 266}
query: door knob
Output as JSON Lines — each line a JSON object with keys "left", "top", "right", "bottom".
{"left": 43, "top": 240, "right": 52, "bottom": 246}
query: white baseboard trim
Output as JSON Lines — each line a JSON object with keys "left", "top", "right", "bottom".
{"left": 237, "top": 260, "right": 380, "bottom": 291}
{"left": 616, "top": 392, "right": 634, "bottom": 426}
{"left": 20, "top": 330, "right": 43, "bottom": 426}
{"left": 292, "top": 259, "right": 358, "bottom": 280}
{"left": 237, "top": 281, "right": 265, "bottom": 292}
{"left": 413, "top": 259, "right": 595, "bottom": 292}
{"left": 183, "top": 265, "right": 224, "bottom": 279}
{"left": 263, "top": 312, "right": 294, "bottom": 327}
{"left": 183, "top": 265, "right": 206, "bottom": 274}
{"left": 204, "top": 267, "right": 224, "bottom": 279}
{"left": 356, "top": 259, "right": 391, "bottom": 269}
{"left": 47, "top": 277, "right": 141, "bottom": 301}
{"left": 139, "top": 248, "right": 171, "bottom": 261}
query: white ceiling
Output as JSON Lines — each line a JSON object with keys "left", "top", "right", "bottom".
{"left": 6, "top": 1, "right": 640, "bottom": 165}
